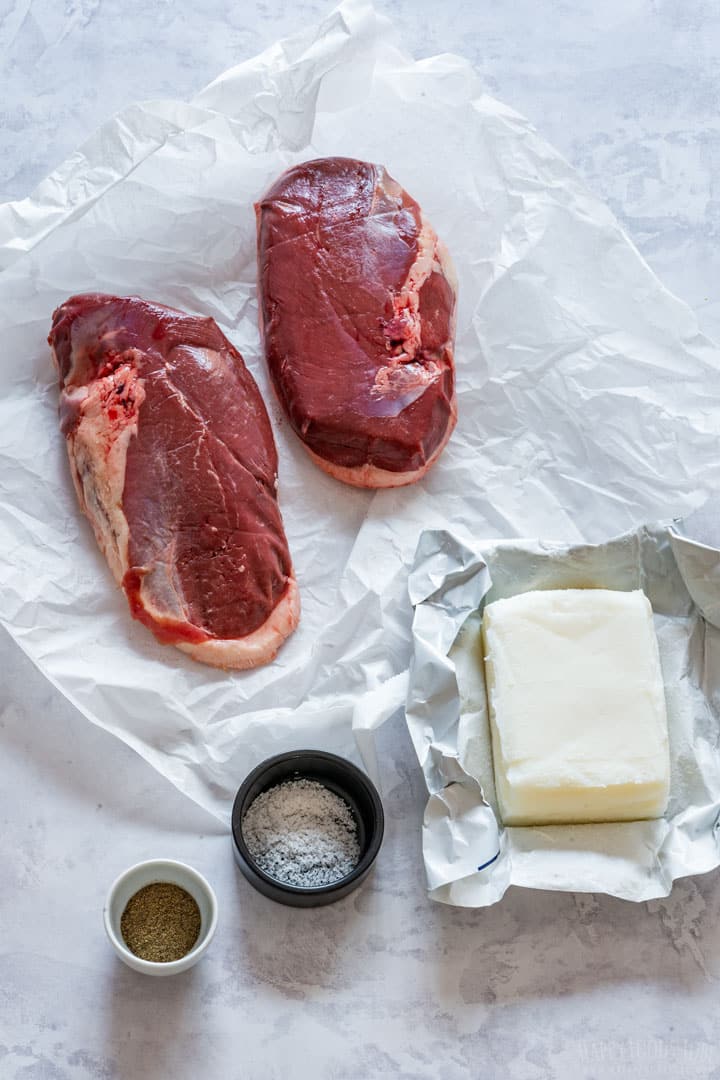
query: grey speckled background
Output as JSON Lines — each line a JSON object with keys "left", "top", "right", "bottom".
{"left": 2, "top": 2, "right": 720, "bottom": 1078}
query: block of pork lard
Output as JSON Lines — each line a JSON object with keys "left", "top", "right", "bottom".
{"left": 256, "top": 157, "right": 458, "bottom": 488}
{"left": 482, "top": 589, "right": 671, "bottom": 826}
{"left": 49, "top": 293, "right": 299, "bottom": 670}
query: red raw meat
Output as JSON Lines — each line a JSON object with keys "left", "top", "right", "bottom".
{"left": 256, "top": 157, "right": 457, "bottom": 488}
{"left": 49, "top": 294, "right": 299, "bottom": 669}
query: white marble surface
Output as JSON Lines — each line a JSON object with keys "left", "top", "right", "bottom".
{"left": 2, "top": 2, "right": 720, "bottom": 1077}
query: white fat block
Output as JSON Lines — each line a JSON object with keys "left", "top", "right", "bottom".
{"left": 482, "top": 589, "right": 670, "bottom": 826}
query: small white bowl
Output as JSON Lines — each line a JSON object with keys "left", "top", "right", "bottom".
{"left": 103, "top": 859, "right": 218, "bottom": 976}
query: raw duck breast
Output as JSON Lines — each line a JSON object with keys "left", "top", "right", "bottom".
{"left": 256, "top": 157, "right": 458, "bottom": 488}
{"left": 49, "top": 294, "right": 299, "bottom": 670}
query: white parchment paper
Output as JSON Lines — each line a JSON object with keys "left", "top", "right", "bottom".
{"left": 1, "top": 0, "right": 720, "bottom": 824}
{"left": 407, "top": 523, "right": 720, "bottom": 906}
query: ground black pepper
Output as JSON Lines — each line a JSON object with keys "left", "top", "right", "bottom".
{"left": 120, "top": 882, "right": 201, "bottom": 963}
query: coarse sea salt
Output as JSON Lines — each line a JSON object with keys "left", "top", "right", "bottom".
{"left": 242, "top": 778, "right": 361, "bottom": 888}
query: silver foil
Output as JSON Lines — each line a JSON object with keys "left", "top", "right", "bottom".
{"left": 406, "top": 521, "right": 720, "bottom": 906}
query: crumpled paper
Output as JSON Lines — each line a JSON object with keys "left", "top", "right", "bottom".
{"left": 1, "top": 0, "right": 720, "bottom": 825}
{"left": 407, "top": 522, "right": 720, "bottom": 906}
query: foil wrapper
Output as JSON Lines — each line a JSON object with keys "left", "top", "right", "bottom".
{"left": 407, "top": 522, "right": 720, "bottom": 905}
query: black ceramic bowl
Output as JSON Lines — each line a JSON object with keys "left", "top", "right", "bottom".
{"left": 231, "top": 750, "right": 384, "bottom": 908}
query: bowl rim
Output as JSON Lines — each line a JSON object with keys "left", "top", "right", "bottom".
{"left": 231, "top": 749, "right": 385, "bottom": 896}
{"left": 103, "top": 857, "right": 218, "bottom": 972}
